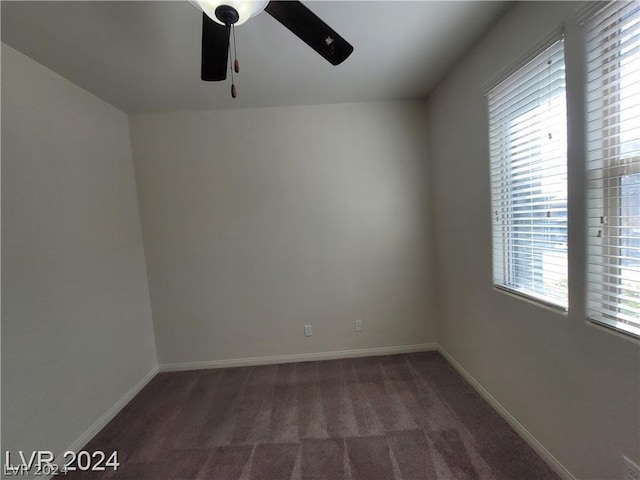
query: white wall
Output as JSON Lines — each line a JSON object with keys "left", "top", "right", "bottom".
{"left": 129, "top": 101, "right": 435, "bottom": 365}
{"left": 1, "top": 44, "right": 157, "bottom": 463}
{"left": 426, "top": 2, "right": 640, "bottom": 479}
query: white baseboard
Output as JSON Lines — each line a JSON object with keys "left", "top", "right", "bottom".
{"left": 160, "top": 343, "right": 438, "bottom": 372}
{"left": 58, "top": 365, "right": 158, "bottom": 457}
{"left": 437, "top": 346, "right": 576, "bottom": 480}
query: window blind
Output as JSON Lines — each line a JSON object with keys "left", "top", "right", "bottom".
{"left": 488, "top": 38, "right": 569, "bottom": 308}
{"left": 586, "top": 0, "right": 640, "bottom": 337}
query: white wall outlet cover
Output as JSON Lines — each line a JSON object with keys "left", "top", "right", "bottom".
{"left": 624, "top": 456, "right": 640, "bottom": 480}
{"left": 304, "top": 325, "right": 313, "bottom": 337}
{"left": 355, "top": 320, "right": 363, "bottom": 332}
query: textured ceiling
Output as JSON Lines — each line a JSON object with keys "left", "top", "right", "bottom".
{"left": 1, "top": 1, "right": 509, "bottom": 113}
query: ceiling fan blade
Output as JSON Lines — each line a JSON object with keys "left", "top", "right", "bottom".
{"left": 264, "top": 1, "right": 353, "bottom": 66}
{"left": 201, "top": 12, "right": 230, "bottom": 81}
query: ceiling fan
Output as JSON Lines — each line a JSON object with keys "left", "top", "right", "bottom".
{"left": 192, "top": 0, "right": 354, "bottom": 94}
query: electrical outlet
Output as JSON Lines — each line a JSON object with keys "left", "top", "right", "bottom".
{"left": 355, "top": 320, "right": 362, "bottom": 332}
{"left": 624, "top": 456, "right": 640, "bottom": 480}
{"left": 304, "top": 325, "right": 313, "bottom": 337}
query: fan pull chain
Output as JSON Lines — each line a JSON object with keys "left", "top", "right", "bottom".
{"left": 229, "top": 24, "right": 238, "bottom": 98}
{"left": 233, "top": 24, "right": 239, "bottom": 74}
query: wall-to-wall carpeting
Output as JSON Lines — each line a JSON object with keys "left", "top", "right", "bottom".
{"left": 69, "top": 352, "right": 558, "bottom": 479}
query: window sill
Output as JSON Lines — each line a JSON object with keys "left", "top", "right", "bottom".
{"left": 493, "top": 285, "right": 568, "bottom": 316}
{"left": 587, "top": 316, "right": 640, "bottom": 343}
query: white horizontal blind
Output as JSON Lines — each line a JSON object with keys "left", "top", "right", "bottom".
{"left": 489, "top": 39, "right": 568, "bottom": 308}
{"left": 586, "top": 0, "right": 640, "bottom": 337}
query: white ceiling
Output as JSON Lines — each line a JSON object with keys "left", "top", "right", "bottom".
{"left": 1, "top": 1, "right": 509, "bottom": 113}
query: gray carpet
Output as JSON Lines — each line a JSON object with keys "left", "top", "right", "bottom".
{"left": 70, "top": 352, "right": 559, "bottom": 479}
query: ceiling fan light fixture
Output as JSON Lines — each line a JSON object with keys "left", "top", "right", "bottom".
{"left": 198, "top": 0, "right": 268, "bottom": 26}
{"left": 199, "top": 0, "right": 354, "bottom": 86}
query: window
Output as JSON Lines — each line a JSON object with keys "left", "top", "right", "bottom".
{"left": 586, "top": 1, "right": 640, "bottom": 337}
{"left": 488, "top": 38, "right": 569, "bottom": 309}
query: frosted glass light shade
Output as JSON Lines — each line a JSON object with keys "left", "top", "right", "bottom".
{"left": 198, "top": 0, "right": 269, "bottom": 26}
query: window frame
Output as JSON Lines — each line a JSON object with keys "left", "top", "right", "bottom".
{"left": 585, "top": 0, "right": 640, "bottom": 338}
{"left": 591, "top": 157, "right": 640, "bottom": 337}
{"left": 488, "top": 37, "right": 569, "bottom": 311}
